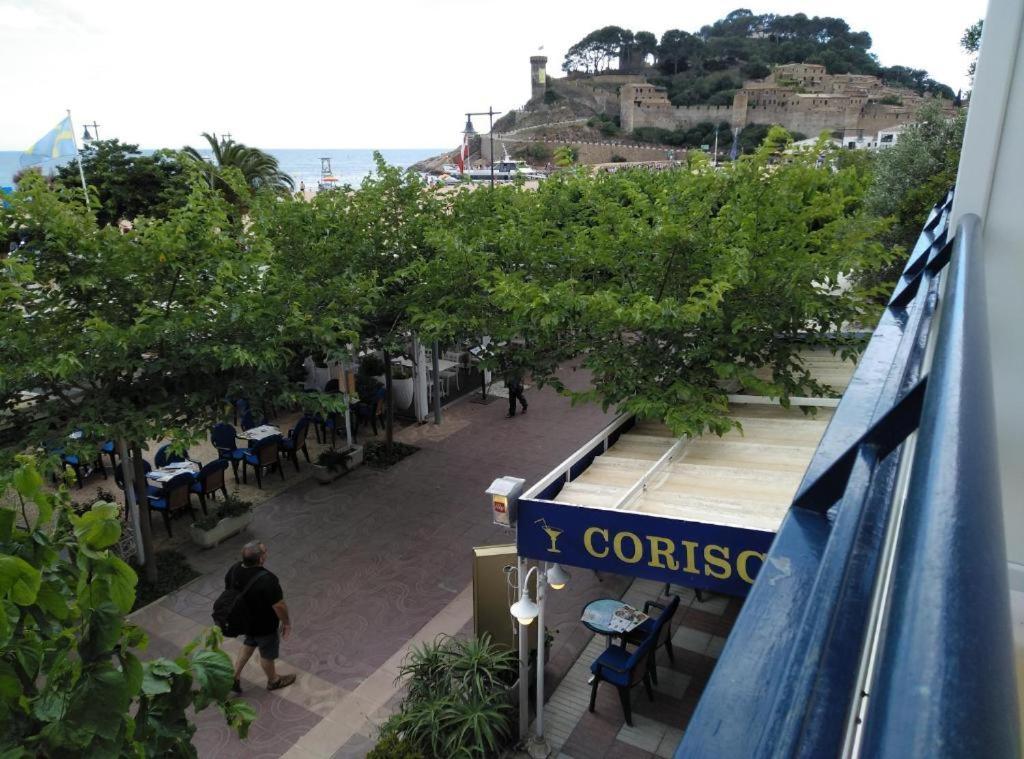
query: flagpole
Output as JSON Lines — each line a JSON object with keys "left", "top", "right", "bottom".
{"left": 67, "top": 109, "right": 90, "bottom": 211}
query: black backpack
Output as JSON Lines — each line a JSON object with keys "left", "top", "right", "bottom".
{"left": 212, "top": 567, "right": 266, "bottom": 637}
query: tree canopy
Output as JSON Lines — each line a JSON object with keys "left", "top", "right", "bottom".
{"left": 563, "top": 11, "right": 955, "bottom": 104}
{"left": 183, "top": 132, "right": 294, "bottom": 204}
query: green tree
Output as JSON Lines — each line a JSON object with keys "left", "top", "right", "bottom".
{"left": 53, "top": 139, "right": 190, "bottom": 226}
{"left": 183, "top": 132, "right": 293, "bottom": 204}
{"left": 962, "top": 20, "right": 983, "bottom": 82}
{"left": 0, "top": 170, "right": 327, "bottom": 581}
{"left": 553, "top": 145, "right": 578, "bottom": 167}
{"left": 864, "top": 103, "right": 966, "bottom": 282}
{"left": 416, "top": 134, "right": 889, "bottom": 437}
{"left": 0, "top": 457, "right": 254, "bottom": 755}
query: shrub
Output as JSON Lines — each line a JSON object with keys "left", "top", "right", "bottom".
{"left": 543, "top": 88, "right": 561, "bottom": 104}
{"left": 315, "top": 447, "right": 354, "bottom": 473}
{"left": 192, "top": 492, "right": 253, "bottom": 531}
{"left": 610, "top": 154, "right": 628, "bottom": 163}
{"left": 363, "top": 440, "right": 418, "bottom": 469}
{"left": 376, "top": 634, "right": 517, "bottom": 758}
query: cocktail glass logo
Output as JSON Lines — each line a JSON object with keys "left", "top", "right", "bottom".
{"left": 536, "top": 518, "right": 563, "bottom": 554}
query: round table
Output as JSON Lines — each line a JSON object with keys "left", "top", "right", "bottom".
{"left": 581, "top": 598, "right": 630, "bottom": 636}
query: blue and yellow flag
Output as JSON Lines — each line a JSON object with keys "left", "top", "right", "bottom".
{"left": 21, "top": 116, "right": 78, "bottom": 167}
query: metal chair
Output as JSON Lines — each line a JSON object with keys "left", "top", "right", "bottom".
{"left": 147, "top": 472, "right": 196, "bottom": 537}
{"left": 242, "top": 435, "right": 284, "bottom": 489}
{"left": 154, "top": 444, "right": 198, "bottom": 469}
{"left": 281, "top": 417, "right": 312, "bottom": 471}
{"left": 211, "top": 423, "right": 246, "bottom": 482}
{"left": 190, "top": 459, "right": 229, "bottom": 513}
{"left": 623, "top": 595, "right": 680, "bottom": 685}
{"left": 588, "top": 635, "right": 656, "bottom": 727}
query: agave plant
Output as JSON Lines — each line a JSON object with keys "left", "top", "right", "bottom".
{"left": 183, "top": 132, "right": 294, "bottom": 201}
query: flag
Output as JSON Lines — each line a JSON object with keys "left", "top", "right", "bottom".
{"left": 21, "top": 116, "right": 78, "bottom": 168}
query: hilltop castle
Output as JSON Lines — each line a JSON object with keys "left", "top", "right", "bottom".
{"left": 528, "top": 57, "right": 953, "bottom": 142}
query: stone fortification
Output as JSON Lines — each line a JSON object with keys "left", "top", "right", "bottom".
{"left": 619, "top": 62, "right": 954, "bottom": 137}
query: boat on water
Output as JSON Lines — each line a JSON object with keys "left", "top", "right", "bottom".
{"left": 318, "top": 157, "right": 342, "bottom": 192}
{"left": 441, "top": 148, "right": 546, "bottom": 183}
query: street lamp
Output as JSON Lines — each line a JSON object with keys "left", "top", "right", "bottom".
{"left": 510, "top": 560, "right": 570, "bottom": 757}
{"left": 465, "top": 107, "right": 502, "bottom": 188}
{"left": 82, "top": 121, "right": 100, "bottom": 143}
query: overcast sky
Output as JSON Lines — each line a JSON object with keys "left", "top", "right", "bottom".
{"left": 0, "top": 0, "right": 987, "bottom": 151}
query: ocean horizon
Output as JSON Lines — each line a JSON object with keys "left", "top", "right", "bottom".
{"left": 0, "top": 147, "right": 445, "bottom": 190}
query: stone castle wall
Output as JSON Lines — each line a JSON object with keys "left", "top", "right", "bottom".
{"left": 619, "top": 64, "right": 953, "bottom": 138}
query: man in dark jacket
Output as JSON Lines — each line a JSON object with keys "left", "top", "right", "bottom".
{"left": 505, "top": 364, "right": 528, "bottom": 418}
{"left": 226, "top": 541, "right": 295, "bottom": 693}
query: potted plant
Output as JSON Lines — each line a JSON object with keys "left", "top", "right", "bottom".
{"left": 190, "top": 493, "right": 254, "bottom": 549}
{"left": 312, "top": 445, "right": 364, "bottom": 484}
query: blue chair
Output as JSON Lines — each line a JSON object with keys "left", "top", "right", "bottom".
{"left": 100, "top": 440, "right": 117, "bottom": 472}
{"left": 114, "top": 460, "right": 161, "bottom": 497}
{"left": 624, "top": 595, "right": 680, "bottom": 684}
{"left": 154, "top": 443, "right": 197, "bottom": 469}
{"left": 281, "top": 417, "right": 312, "bottom": 471}
{"left": 147, "top": 472, "right": 196, "bottom": 537}
{"left": 60, "top": 452, "right": 104, "bottom": 489}
{"left": 190, "top": 460, "right": 229, "bottom": 513}
{"left": 211, "top": 423, "right": 246, "bottom": 482}
{"left": 588, "top": 636, "right": 656, "bottom": 727}
{"left": 242, "top": 435, "right": 284, "bottom": 489}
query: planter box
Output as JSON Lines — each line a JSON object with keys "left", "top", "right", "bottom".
{"left": 312, "top": 445, "right": 364, "bottom": 484}
{"left": 190, "top": 510, "right": 253, "bottom": 549}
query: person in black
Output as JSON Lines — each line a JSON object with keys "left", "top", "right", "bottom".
{"left": 226, "top": 541, "right": 295, "bottom": 693}
{"left": 504, "top": 362, "right": 528, "bottom": 418}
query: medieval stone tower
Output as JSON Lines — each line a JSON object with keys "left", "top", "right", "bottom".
{"left": 530, "top": 55, "right": 547, "bottom": 101}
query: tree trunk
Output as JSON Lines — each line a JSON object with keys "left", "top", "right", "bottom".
{"left": 383, "top": 347, "right": 394, "bottom": 456}
{"left": 131, "top": 442, "right": 157, "bottom": 583}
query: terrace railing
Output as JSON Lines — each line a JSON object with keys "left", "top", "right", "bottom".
{"left": 677, "top": 194, "right": 1021, "bottom": 758}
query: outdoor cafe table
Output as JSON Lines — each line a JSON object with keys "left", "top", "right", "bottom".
{"left": 236, "top": 424, "right": 281, "bottom": 443}
{"left": 146, "top": 460, "right": 199, "bottom": 483}
{"left": 581, "top": 598, "right": 633, "bottom": 640}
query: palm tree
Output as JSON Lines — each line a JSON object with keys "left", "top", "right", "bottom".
{"left": 183, "top": 132, "right": 294, "bottom": 198}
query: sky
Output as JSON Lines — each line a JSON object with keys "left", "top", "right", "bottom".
{"left": 0, "top": 0, "right": 987, "bottom": 151}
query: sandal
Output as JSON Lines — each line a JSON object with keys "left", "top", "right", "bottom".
{"left": 267, "top": 673, "right": 296, "bottom": 691}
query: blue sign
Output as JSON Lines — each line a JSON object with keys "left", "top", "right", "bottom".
{"left": 517, "top": 499, "right": 775, "bottom": 597}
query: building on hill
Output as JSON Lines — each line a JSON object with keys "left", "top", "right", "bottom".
{"left": 614, "top": 61, "right": 955, "bottom": 138}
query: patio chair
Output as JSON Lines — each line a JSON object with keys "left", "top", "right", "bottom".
{"left": 242, "top": 435, "right": 284, "bottom": 489}
{"left": 190, "top": 459, "right": 229, "bottom": 513}
{"left": 100, "top": 440, "right": 117, "bottom": 472}
{"left": 588, "top": 635, "right": 656, "bottom": 727}
{"left": 147, "top": 472, "right": 196, "bottom": 538}
{"left": 211, "top": 423, "right": 246, "bottom": 482}
{"left": 60, "top": 451, "right": 106, "bottom": 489}
{"left": 113, "top": 459, "right": 160, "bottom": 496}
{"left": 623, "top": 595, "right": 681, "bottom": 685}
{"left": 281, "top": 417, "right": 312, "bottom": 471}
{"left": 154, "top": 444, "right": 199, "bottom": 469}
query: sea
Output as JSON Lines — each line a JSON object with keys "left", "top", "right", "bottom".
{"left": 0, "top": 148, "right": 444, "bottom": 191}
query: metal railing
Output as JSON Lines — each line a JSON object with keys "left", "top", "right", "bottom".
{"left": 676, "top": 195, "right": 1021, "bottom": 758}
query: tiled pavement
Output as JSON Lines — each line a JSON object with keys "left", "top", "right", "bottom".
{"left": 536, "top": 579, "right": 743, "bottom": 759}
{"left": 127, "top": 368, "right": 638, "bottom": 758}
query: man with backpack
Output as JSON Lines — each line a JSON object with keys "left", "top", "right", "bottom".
{"left": 219, "top": 541, "right": 295, "bottom": 693}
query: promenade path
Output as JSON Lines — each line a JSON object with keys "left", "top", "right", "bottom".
{"left": 128, "top": 368, "right": 631, "bottom": 758}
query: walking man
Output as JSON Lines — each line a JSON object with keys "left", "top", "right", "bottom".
{"left": 505, "top": 364, "right": 528, "bottom": 418}
{"left": 226, "top": 541, "right": 295, "bottom": 693}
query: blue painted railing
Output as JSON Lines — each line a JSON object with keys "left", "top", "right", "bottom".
{"left": 677, "top": 197, "right": 1020, "bottom": 758}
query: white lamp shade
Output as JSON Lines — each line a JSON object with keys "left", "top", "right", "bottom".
{"left": 510, "top": 596, "right": 539, "bottom": 625}
{"left": 547, "top": 563, "right": 570, "bottom": 590}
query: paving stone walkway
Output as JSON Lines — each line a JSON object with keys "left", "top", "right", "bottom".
{"left": 128, "top": 368, "right": 631, "bottom": 758}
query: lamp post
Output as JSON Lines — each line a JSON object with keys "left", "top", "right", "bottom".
{"left": 510, "top": 560, "right": 571, "bottom": 757}
{"left": 465, "top": 107, "right": 502, "bottom": 188}
{"left": 82, "top": 121, "right": 101, "bottom": 143}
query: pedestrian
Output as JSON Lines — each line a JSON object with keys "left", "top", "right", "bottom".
{"left": 226, "top": 541, "right": 295, "bottom": 693}
{"left": 504, "top": 362, "right": 528, "bottom": 418}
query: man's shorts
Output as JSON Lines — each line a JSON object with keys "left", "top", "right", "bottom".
{"left": 243, "top": 631, "right": 280, "bottom": 660}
